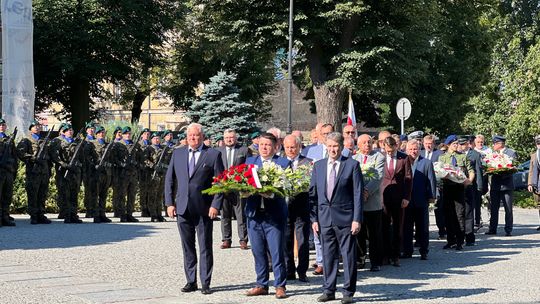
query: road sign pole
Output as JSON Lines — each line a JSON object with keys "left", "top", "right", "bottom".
{"left": 401, "top": 102, "right": 405, "bottom": 134}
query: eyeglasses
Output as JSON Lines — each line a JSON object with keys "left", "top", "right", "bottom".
{"left": 344, "top": 131, "right": 355, "bottom": 134}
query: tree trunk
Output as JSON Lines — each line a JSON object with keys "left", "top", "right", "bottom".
{"left": 69, "top": 79, "right": 91, "bottom": 133}
{"left": 131, "top": 90, "right": 147, "bottom": 124}
{"left": 313, "top": 84, "right": 346, "bottom": 131}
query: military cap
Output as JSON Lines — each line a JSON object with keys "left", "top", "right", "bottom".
{"left": 0, "top": 118, "right": 6, "bottom": 124}
{"left": 492, "top": 135, "right": 506, "bottom": 143}
{"left": 457, "top": 136, "right": 469, "bottom": 145}
{"left": 95, "top": 126, "right": 105, "bottom": 134}
{"left": 534, "top": 135, "right": 540, "bottom": 144}
{"left": 151, "top": 132, "right": 160, "bottom": 138}
{"left": 141, "top": 128, "right": 151, "bottom": 133}
{"left": 85, "top": 122, "right": 96, "bottom": 129}
{"left": 250, "top": 131, "right": 261, "bottom": 139}
{"left": 408, "top": 130, "right": 424, "bottom": 140}
{"left": 121, "top": 126, "right": 132, "bottom": 134}
{"left": 59, "top": 123, "right": 72, "bottom": 132}
{"left": 399, "top": 134, "right": 408, "bottom": 142}
{"left": 178, "top": 132, "right": 186, "bottom": 140}
{"left": 28, "top": 119, "right": 41, "bottom": 130}
{"left": 114, "top": 126, "right": 123, "bottom": 134}
{"left": 444, "top": 134, "right": 458, "bottom": 145}
{"left": 215, "top": 134, "right": 223, "bottom": 141}
{"left": 162, "top": 129, "right": 172, "bottom": 137}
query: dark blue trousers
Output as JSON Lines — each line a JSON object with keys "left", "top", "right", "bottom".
{"left": 177, "top": 210, "right": 214, "bottom": 288}
{"left": 320, "top": 225, "right": 357, "bottom": 297}
{"left": 247, "top": 212, "right": 287, "bottom": 288}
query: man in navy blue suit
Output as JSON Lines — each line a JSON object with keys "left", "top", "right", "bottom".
{"left": 403, "top": 139, "right": 436, "bottom": 260}
{"left": 244, "top": 132, "right": 290, "bottom": 299}
{"left": 164, "top": 123, "right": 224, "bottom": 295}
{"left": 310, "top": 132, "right": 363, "bottom": 304}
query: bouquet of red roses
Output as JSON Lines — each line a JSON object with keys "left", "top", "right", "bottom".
{"left": 202, "top": 163, "right": 287, "bottom": 198}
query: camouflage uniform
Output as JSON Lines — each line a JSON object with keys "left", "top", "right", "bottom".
{"left": 145, "top": 143, "right": 171, "bottom": 221}
{"left": 111, "top": 138, "right": 122, "bottom": 217}
{"left": 82, "top": 135, "right": 95, "bottom": 217}
{"left": 0, "top": 131, "right": 18, "bottom": 226}
{"left": 83, "top": 137, "right": 113, "bottom": 223}
{"left": 111, "top": 139, "right": 142, "bottom": 222}
{"left": 50, "top": 134, "right": 84, "bottom": 223}
{"left": 138, "top": 138, "right": 151, "bottom": 217}
{"left": 16, "top": 133, "right": 52, "bottom": 224}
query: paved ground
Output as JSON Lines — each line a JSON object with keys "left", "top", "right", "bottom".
{"left": 1, "top": 208, "right": 539, "bottom": 304}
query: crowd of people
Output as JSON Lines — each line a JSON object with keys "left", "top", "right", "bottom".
{"left": 1, "top": 118, "right": 540, "bottom": 303}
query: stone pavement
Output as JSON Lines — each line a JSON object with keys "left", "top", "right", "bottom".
{"left": 1, "top": 208, "right": 539, "bottom": 304}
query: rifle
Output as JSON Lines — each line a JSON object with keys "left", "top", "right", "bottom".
{"left": 152, "top": 145, "right": 169, "bottom": 180}
{"left": 124, "top": 131, "right": 142, "bottom": 166}
{"left": 63, "top": 129, "right": 86, "bottom": 178}
{"left": 32, "top": 126, "right": 54, "bottom": 172}
{"left": 97, "top": 139, "right": 114, "bottom": 168}
{"left": 0, "top": 126, "right": 18, "bottom": 164}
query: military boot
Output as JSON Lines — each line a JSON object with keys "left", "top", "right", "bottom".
{"left": 93, "top": 216, "right": 102, "bottom": 223}
{"left": 30, "top": 216, "right": 40, "bottom": 225}
{"left": 1, "top": 217, "right": 15, "bottom": 226}
{"left": 100, "top": 215, "right": 112, "bottom": 223}
{"left": 126, "top": 214, "right": 139, "bottom": 222}
{"left": 38, "top": 215, "right": 52, "bottom": 224}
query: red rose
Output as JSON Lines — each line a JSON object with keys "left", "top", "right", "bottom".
{"left": 248, "top": 177, "right": 256, "bottom": 186}
{"left": 234, "top": 175, "right": 242, "bottom": 182}
{"left": 244, "top": 170, "right": 253, "bottom": 178}
{"left": 497, "top": 164, "right": 502, "bottom": 168}
{"left": 506, "top": 164, "right": 512, "bottom": 168}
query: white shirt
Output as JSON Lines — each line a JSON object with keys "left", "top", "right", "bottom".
{"left": 288, "top": 155, "right": 300, "bottom": 170}
{"left": 327, "top": 157, "right": 341, "bottom": 183}
{"left": 188, "top": 145, "right": 203, "bottom": 166}
{"left": 425, "top": 150, "right": 433, "bottom": 160}
{"left": 386, "top": 152, "right": 397, "bottom": 171}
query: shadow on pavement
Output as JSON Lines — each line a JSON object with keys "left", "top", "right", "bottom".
{"left": 357, "top": 283, "right": 494, "bottom": 302}
{"left": 0, "top": 217, "right": 163, "bottom": 250}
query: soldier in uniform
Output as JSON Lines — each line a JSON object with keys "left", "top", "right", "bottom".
{"left": 162, "top": 130, "right": 175, "bottom": 148}
{"left": 144, "top": 132, "right": 168, "bottom": 222}
{"left": 438, "top": 135, "right": 474, "bottom": 250}
{"left": 248, "top": 131, "right": 260, "bottom": 156}
{"left": 0, "top": 118, "right": 18, "bottom": 226}
{"left": 112, "top": 126, "right": 141, "bottom": 222}
{"left": 138, "top": 128, "right": 152, "bottom": 217}
{"left": 50, "top": 123, "right": 84, "bottom": 224}
{"left": 83, "top": 122, "right": 96, "bottom": 218}
{"left": 83, "top": 126, "right": 113, "bottom": 223}
{"left": 111, "top": 126, "right": 123, "bottom": 217}
{"left": 16, "top": 120, "right": 53, "bottom": 225}
{"left": 177, "top": 132, "right": 187, "bottom": 147}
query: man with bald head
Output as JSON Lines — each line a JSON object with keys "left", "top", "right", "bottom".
{"left": 283, "top": 134, "right": 312, "bottom": 282}
{"left": 302, "top": 123, "right": 324, "bottom": 156}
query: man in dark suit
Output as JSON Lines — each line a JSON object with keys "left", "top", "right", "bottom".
{"left": 217, "top": 128, "right": 251, "bottom": 250}
{"left": 487, "top": 135, "right": 517, "bottom": 236}
{"left": 310, "top": 132, "right": 363, "bottom": 304}
{"left": 244, "top": 132, "right": 290, "bottom": 299}
{"left": 458, "top": 136, "right": 484, "bottom": 245}
{"left": 380, "top": 136, "right": 413, "bottom": 266}
{"left": 164, "top": 123, "right": 224, "bottom": 295}
{"left": 420, "top": 134, "right": 445, "bottom": 239}
{"left": 283, "top": 134, "right": 312, "bottom": 283}
{"left": 403, "top": 140, "right": 436, "bottom": 260}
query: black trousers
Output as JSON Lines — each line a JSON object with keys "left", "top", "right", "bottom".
{"left": 177, "top": 210, "right": 214, "bottom": 287}
{"left": 489, "top": 189, "right": 513, "bottom": 234}
{"left": 357, "top": 209, "right": 383, "bottom": 266}
{"left": 434, "top": 190, "right": 446, "bottom": 237}
{"left": 221, "top": 194, "right": 247, "bottom": 242}
{"left": 284, "top": 206, "right": 310, "bottom": 277}
{"left": 464, "top": 185, "right": 476, "bottom": 243}
{"left": 382, "top": 203, "right": 403, "bottom": 260}
{"left": 403, "top": 205, "right": 429, "bottom": 255}
{"left": 443, "top": 182, "right": 465, "bottom": 246}
{"left": 474, "top": 188, "right": 483, "bottom": 225}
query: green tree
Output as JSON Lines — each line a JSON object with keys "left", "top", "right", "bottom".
{"left": 33, "top": 0, "right": 181, "bottom": 130}
{"left": 187, "top": 71, "right": 258, "bottom": 139}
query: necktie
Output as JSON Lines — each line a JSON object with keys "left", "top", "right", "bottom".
{"left": 451, "top": 154, "right": 457, "bottom": 166}
{"left": 327, "top": 161, "right": 336, "bottom": 201}
{"left": 388, "top": 156, "right": 394, "bottom": 176}
{"left": 363, "top": 155, "right": 368, "bottom": 164}
{"left": 227, "top": 147, "right": 233, "bottom": 168}
{"left": 427, "top": 151, "right": 431, "bottom": 160}
{"left": 188, "top": 149, "right": 196, "bottom": 177}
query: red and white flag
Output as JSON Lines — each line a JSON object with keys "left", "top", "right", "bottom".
{"left": 346, "top": 92, "right": 357, "bottom": 137}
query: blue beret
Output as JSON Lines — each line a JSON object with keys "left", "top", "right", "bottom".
{"left": 95, "top": 126, "right": 105, "bottom": 134}
{"left": 121, "top": 126, "right": 132, "bottom": 134}
{"left": 162, "top": 129, "right": 172, "bottom": 137}
{"left": 114, "top": 126, "right": 122, "bottom": 133}
{"left": 0, "top": 118, "right": 6, "bottom": 124}
{"left": 141, "top": 128, "right": 150, "bottom": 133}
{"left": 492, "top": 135, "right": 506, "bottom": 143}
{"left": 85, "top": 122, "right": 96, "bottom": 129}
{"left": 59, "top": 123, "right": 72, "bottom": 132}
{"left": 444, "top": 134, "right": 458, "bottom": 145}
{"left": 399, "top": 134, "right": 408, "bottom": 141}
{"left": 28, "top": 120, "right": 41, "bottom": 130}
{"left": 151, "top": 132, "right": 160, "bottom": 138}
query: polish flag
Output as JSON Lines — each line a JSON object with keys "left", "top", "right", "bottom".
{"left": 346, "top": 92, "right": 357, "bottom": 137}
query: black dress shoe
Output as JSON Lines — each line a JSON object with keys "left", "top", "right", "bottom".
{"left": 181, "top": 282, "right": 198, "bottom": 292}
{"left": 100, "top": 216, "right": 112, "bottom": 223}
{"left": 455, "top": 244, "right": 463, "bottom": 251}
{"left": 370, "top": 266, "right": 381, "bottom": 272}
{"left": 443, "top": 243, "right": 456, "bottom": 249}
{"left": 201, "top": 286, "right": 212, "bottom": 295}
{"left": 298, "top": 274, "right": 309, "bottom": 282}
{"left": 341, "top": 295, "right": 354, "bottom": 304}
{"left": 485, "top": 231, "right": 497, "bottom": 235}
{"left": 38, "top": 216, "right": 51, "bottom": 224}
{"left": 536, "top": 226, "right": 540, "bottom": 231}
{"left": 126, "top": 215, "right": 139, "bottom": 222}
{"left": 317, "top": 293, "right": 336, "bottom": 302}
{"left": 505, "top": 232, "right": 512, "bottom": 236}
{"left": 420, "top": 254, "right": 427, "bottom": 260}
{"left": 31, "top": 217, "right": 39, "bottom": 225}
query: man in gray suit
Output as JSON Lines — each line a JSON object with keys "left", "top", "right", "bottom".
{"left": 217, "top": 128, "right": 251, "bottom": 249}
{"left": 353, "top": 134, "right": 384, "bottom": 272}
{"left": 486, "top": 135, "right": 517, "bottom": 236}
